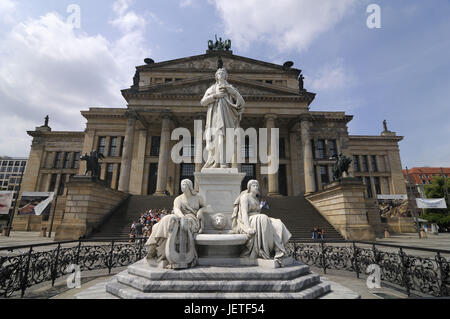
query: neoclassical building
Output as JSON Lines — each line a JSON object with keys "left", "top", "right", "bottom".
{"left": 17, "top": 47, "right": 407, "bottom": 236}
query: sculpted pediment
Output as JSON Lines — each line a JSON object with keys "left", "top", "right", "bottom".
{"left": 139, "top": 54, "right": 296, "bottom": 74}
{"left": 139, "top": 77, "right": 300, "bottom": 97}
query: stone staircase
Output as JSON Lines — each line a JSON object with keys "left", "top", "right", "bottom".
{"left": 263, "top": 196, "right": 343, "bottom": 240}
{"left": 89, "top": 195, "right": 343, "bottom": 240}
{"left": 89, "top": 196, "right": 175, "bottom": 239}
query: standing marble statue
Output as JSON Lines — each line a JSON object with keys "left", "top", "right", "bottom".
{"left": 201, "top": 67, "right": 245, "bottom": 169}
{"left": 145, "top": 179, "right": 208, "bottom": 269}
{"left": 232, "top": 180, "right": 292, "bottom": 261}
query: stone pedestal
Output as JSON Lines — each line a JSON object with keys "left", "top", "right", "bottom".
{"left": 54, "top": 176, "right": 129, "bottom": 241}
{"left": 306, "top": 178, "right": 376, "bottom": 241}
{"left": 194, "top": 168, "right": 246, "bottom": 234}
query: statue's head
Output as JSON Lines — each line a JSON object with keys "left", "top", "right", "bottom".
{"left": 180, "top": 179, "right": 196, "bottom": 196}
{"left": 247, "top": 180, "right": 260, "bottom": 196}
{"left": 215, "top": 68, "right": 228, "bottom": 83}
{"left": 212, "top": 213, "right": 227, "bottom": 230}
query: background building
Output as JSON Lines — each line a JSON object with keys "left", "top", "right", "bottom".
{"left": 14, "top": 48, "right": 408, "bottom": 239}
{"left": 0, "top": 157, "right": 28, "bottom": 216}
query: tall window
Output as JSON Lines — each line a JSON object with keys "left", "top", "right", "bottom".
{"left": 364, "top": 177, "right": 373, "bottom": 198}
{"left": 328, "top": 140, "right": 337, "bottom": 157}
{"left": 72, "top": 152, "right": 80, "bottom": 169}
{"left": 370, "top": 155, "right": 378, "bottom": 172}
{"left": 49, "top": 174, "right": 58, "bottom": 192}
{"left": 119, "top": 137, "right": 125, "bottom": 157}
{"left": 54, "top": 152, "right": 62, "bottom": 169}
{"left": 98, "top": 137, "right": 106, "bottom": 155}
{"left": 311, "top": 140, "right": 316, "bottom": 159}
{"left": 150, "top": 136, "right": 161, "bottom": 157}
{"left": 353, "top": 155, "right": 360, "bottom": 172}
{"left": 374, "top": 177, "right": 381, "bottom": 195}
{"left": 63, "top": 152, "right": 71, "bottom": 169}
{"left": 58, "top": 174, "right": 67, "bottom": 196}
{"left": 182, "top": 137, "right": 195, "bottom": 157}
{"left": 116, "top": 164, "right": 121, "bottom": 190}
{"left": 241, "top": 164, "right": 256, "bottom": 191}
{"left": 105, "top": 164, "right": 114, "bottom": 188}
{"left": 317, "top": 140, "right": 326, "bottom": 159}
{"left": 320, "top": 166, "right": 329, "bottom": 186}
{"left": 361, "top": 155, "right": 369, "bottom": 172}
{"left": 109, "top": 137, "right": 118, "bottom": 157}
{"left": 279, "top": 138, "right": 286, "bottom": 159}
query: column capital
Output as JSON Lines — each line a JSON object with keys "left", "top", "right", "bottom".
{"left": 298, "top": 113, "right": 312, "bottom": 123}
{"left": 160, "top": 112, "right": 173, "bottom": 121}
{"left": 124, "top": 110, "right": 138, "bottom": 120}
{"left": 264, "top": 114, "right": 278, "bottom": 121}
{"left": 194, "top": 113, "right": 206, "bottom": 121}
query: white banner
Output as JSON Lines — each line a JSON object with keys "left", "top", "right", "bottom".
{"left": 0, "top": 191, "right": 14, "bottom": 215}
{"left": 377, "top": 194, "right": 408, "bottom": 200}
{"left": 18, "top": 192, "right": 54, "bottom": 216}
{"left": 416, "top": 198, "right": 447, "bottom": 209}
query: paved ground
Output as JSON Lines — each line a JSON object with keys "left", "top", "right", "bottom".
{"left": 0, "top": 231, "right": 55, "bottom": 248}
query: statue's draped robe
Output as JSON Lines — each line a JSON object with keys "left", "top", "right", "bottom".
{"left": 145, "top": 195, "right": 201, "bottom": 265}
{"left": 201, "top": 83, "right": 245, "bottom": 168}
{"left": 231, "top": 192, "right": 292, "bottom": 259}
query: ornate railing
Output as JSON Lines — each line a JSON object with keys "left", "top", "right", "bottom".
{"left": 1, "top": 239, "right": 449, "bottom": 298}
{"left": 287, "top": 240, "right": 450, "bottom": 298}
{"left": 0, "top": 238, "right": 148, "bottom": 298}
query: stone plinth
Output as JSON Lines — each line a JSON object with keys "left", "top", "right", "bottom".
{"left": 194, "top": 168, "right": 245, "bottom": 233}
{"left": 306, "top": 178, "right": 376, "bottom": 241}
{"left": 54, "top": 176, "right": 129, "bottom": 241}
{"left": 95, "top": 259, "right": 332, "bottom": 299}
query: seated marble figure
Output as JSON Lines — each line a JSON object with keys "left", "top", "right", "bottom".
{"left": 232, "top": 180, "right": 292, "bottom": 261}
{"left": 145, "top": 179, "right": 208, "bottom": 269}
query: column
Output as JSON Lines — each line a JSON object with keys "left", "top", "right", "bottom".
{"left": 129, "top": 129, "right": 147, "bottom": 195}
{"left": 118, "top": 112, "right": 137, "bottom": 193}
{"left": 194, "top": 114, "right": 205, "bottom": 192}
{"left": 266, "top": 114, "right": 280, "bottom": 197}
{"left": 289, "top": 130, "right": 302, "bottom": 196}
{"left": 300, "top": 117, "right": 316, "bottom": 194}
{"left": 155, "top": 114, "right": 172, "bottom": 196}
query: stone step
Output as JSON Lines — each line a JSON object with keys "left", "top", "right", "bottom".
{"left": 127, "top": 260, "right": 311, "bottom": 281}
{"left": 115, "top": 270, "right": 321, "bottom": 293}
{"left": 105, "top": 278, "right": 331, "bottom": 299}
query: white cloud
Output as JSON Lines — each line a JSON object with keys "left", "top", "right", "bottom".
{"left": 211, "top": 0, "right": 357, "bottom": 53}
{"left": 180, "top": 0, "right": 193, "bottom": 8}
{"left": 308, "top": 59, "right": 356, "bottom": 91}
{"left": 0, "top": 0, "right": 16, "bottom": 24}
{"left": 0, "top": 0, "right": 151, "bottom": 157}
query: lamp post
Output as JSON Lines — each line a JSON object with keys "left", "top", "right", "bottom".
{"left": 405, "top": 166, "right": 422, "bottom": 239}
{"left": 48, "top": 162, "right": 64, "bottom": 238}
{"left": 5, "top": 165, "right": 25, "bottom": 237}
{"left": 441, "top": 167, "right": 449, "bottom": 205}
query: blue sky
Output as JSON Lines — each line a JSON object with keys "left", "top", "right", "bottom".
{"left": 0, "top": 0, "right": 449, "bottom": 168}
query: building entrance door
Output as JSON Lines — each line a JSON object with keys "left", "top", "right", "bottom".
{"left": 179, "top": 164, "right": 195, "bottom": 194}
{"left": 241, "top": 164, "right": 256, "bottom": 191}
{"left": 148, "top": 163, "right": 158, "bottom": 195}
{"left": 278, "top": 164, "right": 288, "bottom": 196}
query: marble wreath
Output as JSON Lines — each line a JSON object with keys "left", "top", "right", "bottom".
{"left": 145, "top": 179, "right": 292, "bottom": 269}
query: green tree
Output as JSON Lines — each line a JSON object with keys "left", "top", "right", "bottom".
{"left": 421, "top": 176, "right": 450, "bottom": 228}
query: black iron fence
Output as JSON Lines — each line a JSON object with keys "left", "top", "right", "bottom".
{"left": 1, "top": 239, "right": 449, "bottom": 298}
{"left": 0, "top": 238, "right": 148, "bottom": 298}
{"left": 287, "top": 240, "right": 450, "bottom": 298}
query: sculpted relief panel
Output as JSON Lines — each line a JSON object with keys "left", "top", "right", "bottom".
{"left": 158, "top": 57, "right": 277, "bottom": 73}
